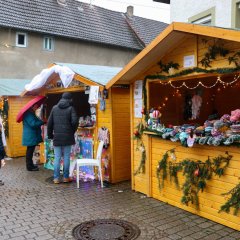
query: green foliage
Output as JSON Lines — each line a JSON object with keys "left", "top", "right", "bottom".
{"left": 146, "top": 67, "right": 240, "bottom": 82}
{"left": 133, "top": 122, "right": 144, "bottom": 140}
{"left": 133, "top": 122, "right": 146, "bottom": 176}
{"left": 156, "top": 150, "right": 170, "bottom": 189}
{"left": 200, "top": 40, "right": 230, "bottom": 68}
{"left": 134, "top": 144, "right": 146, "bottom": 176}
{"left": 156, "top": 151, "right": 233, "bottom": 209}
{"left": 220, "top": 183, "right": 240, "bottom": 215}
{"left": 158, "top": 61, "right": 180, "bottom": 74}
{"left": 228, "top": 51, "right": 240, "bottom": 67}
{"left": 169, "top": 162, "right": 182, "bottom": 189}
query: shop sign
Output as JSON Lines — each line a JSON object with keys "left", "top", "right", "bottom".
{"left": 134, "top": 80, "right": 143, "bottom": 118}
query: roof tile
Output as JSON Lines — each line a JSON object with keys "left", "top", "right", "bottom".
{"left": 0, "top": 0, "right": 168, "bottom": 50}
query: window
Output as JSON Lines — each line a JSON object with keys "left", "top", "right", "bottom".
{"left": 43, "top": 36, "right": 54, "bottom": 51}
{"left": 16, "top": 32, "right": 27, "bottom": 47}
{"left": 188, "top": 7, "right": 215, "bottom": 26}
{"left": 235, "top": 1, "right": 240, "bottom": 28}
{"left": 192, "top": 15, "right": 212, "bottom": 26}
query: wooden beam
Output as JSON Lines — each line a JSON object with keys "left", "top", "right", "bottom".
{"left": 74, "top": 74, "right": 104, "bottom": 90}
{"left": 173, "top": 22, "right": 240, "bottom": 42}
{"left": 106, "top": 24, "right": 175, "bottom": 89}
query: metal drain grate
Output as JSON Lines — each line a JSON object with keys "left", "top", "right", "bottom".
{"left": 72, "top": 219, "right": 141, "bottom": 240}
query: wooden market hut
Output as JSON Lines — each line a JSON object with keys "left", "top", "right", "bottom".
{"left": 106, "top": 22, "right": 240, "bottom": 230}
{"left": 0, "top": 79, "right": 33, "bottom": 157}
{"left": 22, "top": 63, "right": 131, "bottom": 183}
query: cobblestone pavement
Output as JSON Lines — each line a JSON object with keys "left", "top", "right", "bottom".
{"left": 0, "top": 157, "right": 240, "bottom": 240}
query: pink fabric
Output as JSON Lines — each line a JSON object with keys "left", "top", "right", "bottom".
{"left": 230, "top": 109, "right": 240, "bottom": 122}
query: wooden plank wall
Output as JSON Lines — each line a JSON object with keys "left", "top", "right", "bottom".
{"left": 8, "top": 96, "right": 33, "bottom": 157}
{"left": 151, "top": 138, "right": 240, "bottom": 230}
{"left": 111, "top": 87, "right": 131, "bottom": 183}
{"left": 146, "top": 35, "right": 239, "bottom": 76}
{"left": 131, "top": 36, "right": 240, "bottom": 228}
{"left": 97, "top": 89, "right": 113, "bottom": 181}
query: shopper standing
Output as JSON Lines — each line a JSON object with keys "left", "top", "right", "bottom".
{"left": 22, "top": 104, "right": 44, "bottom": 171}
{"left": 0, "top": 122, "right": 6, "bottom": 185}
{"left": 47, "top": 92, "right": 78, "bottom": 184}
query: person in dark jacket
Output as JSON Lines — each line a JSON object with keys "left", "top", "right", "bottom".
{"left": 47, "top": 92, "right": 79, "bottom": 184}
{"left": 22, "top": 104, "right": 44, "bottom": 171}
{"left": 0, "top": 123, "right": 6, "bottom": 185}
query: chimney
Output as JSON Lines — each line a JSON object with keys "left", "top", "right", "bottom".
{"left": 126, "top": 6, "right": 134, "bottom": 17}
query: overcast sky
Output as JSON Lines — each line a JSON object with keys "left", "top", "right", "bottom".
{"left": 78, "top": 0, "right": 170, "bottom": 23}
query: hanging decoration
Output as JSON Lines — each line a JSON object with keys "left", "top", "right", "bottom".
{"left": 228, "top": 51, "right": 240, "bottom": 67}
{"left": 0, "top": 97, "right": 9, "bottom": 138}
{"left": 158, "top": 60, "right": 180, "bottom": 74}
{"left": 133, "top": 121, "right": 146, "bottom": 175}
{"left": 156, "top": 150, "right": 232, "bottom": 209}
{"left": 156, "top": 148, "right": 175, "bottom": 189}
{"left": 199, "top": 39, "right": 230, "bottom": 68}
{"left": 219, "top": 183, "right": 240, "bottom": 215}
{"left": 146, "top": 66, "right": 240, "bottom": 83}
{"left": 157, "top": 74, "right": 240, "bottom": 90}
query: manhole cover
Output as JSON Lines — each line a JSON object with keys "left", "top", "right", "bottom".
{"left": 72, "top": 219, "right": 141, "bottom": 240}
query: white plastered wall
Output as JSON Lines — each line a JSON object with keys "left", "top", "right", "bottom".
{"left": 170, "top": 0, "right": 232, "bottom": 28}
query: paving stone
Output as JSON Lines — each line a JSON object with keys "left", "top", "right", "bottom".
{"left": 177, "top": 229, "right": 194, "bottom": 237}
{"left": 201, "top": 233, "right": 222, "bottom": 240}
{"left": 198, "top": 221, "right": 215, "bottom": 229}
{"left": 1, "top": 157, "right": 240, "bottom": 240}
{"left": 168, "top": 234, "right": 182, "bottom": 240}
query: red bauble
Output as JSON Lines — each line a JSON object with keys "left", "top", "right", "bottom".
{"left": 134, "top": 130, "right": 139, "bottom": 136}
{"left": 141, "top": 108, "right": 145, "bottom": 115}
{"left": 194, "top": 168, "right": 200, "bottom": 177}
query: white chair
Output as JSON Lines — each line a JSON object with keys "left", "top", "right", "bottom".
{"left": 76, "top": 140, "right": 104, "bottom": 188}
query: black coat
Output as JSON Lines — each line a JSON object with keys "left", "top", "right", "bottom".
{"left": 47, "top": 99, "right": 79, "bottom": 146}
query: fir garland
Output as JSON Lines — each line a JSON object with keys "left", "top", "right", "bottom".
{"left": 228, "top": 51, "right": 240, "bottom": 67}
{"left": 219, "top": 183, "right": 240, "bottom": 215}
{"left": 145, "top": 66, "right": 240, "bottom": 82}
{"left": 156, "top": 151, "right": 232, "bottom": 209}
{"left": 169, "top": 161, "right": 182, "bottom": 189}
{"left": 158, "top": 61, "right": 180, "bottom": 74}
{"left": 133, "top": 122, "right": 146, "bottom": 175}
{"left": 156, "top": 149, "right": 174, "bottom": 189}
{"left": 199, "top": 41, "right": 229, "bottom": 68}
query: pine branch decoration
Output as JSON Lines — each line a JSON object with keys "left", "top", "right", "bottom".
{"left": 219, "top": 183, "right": 240, "bottom": 215}
{"left": 156, "top": 151, "right": 233, "bottom": 209}
{"left": 133, "top": 122, "right": 146, "bottom": 175}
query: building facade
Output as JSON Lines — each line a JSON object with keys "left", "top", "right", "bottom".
{"left": 169, "top": 0, "right": 240, "bottom": 28}
{"left": 0, "top": 0, "right": 168, "bottom": 79}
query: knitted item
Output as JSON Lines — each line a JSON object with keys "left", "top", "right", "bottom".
{"left": 212, "top": 136, "right": 224, "bottom": 146}
{"left": 199, "top": 137, "right": 209, "bottom": 145}
{"left": 207, "top": 137, "right": 214, "bottom": 145}
{"left": 220, "top": 114, "right": 230, "bottom": 122}
{"left": 223, "top": 134, "right": 240, "bottom": 145}
{"left": 230, "top": 109, "right": 240, "bottom": 122}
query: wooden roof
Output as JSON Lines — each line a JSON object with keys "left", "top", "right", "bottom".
{"left": 106, "top": 22, "right": 240, "bottom": 88}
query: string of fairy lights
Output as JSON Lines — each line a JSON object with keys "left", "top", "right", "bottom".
{"left": 156, "top": 74, "right": 240, "bottom": 89}
{"left": 153, "top": 74, "right": 240, "bottom": 111}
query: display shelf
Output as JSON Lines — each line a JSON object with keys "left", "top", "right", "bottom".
{"left": 78, "top": 126, "right": 95, "bottom": 130}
